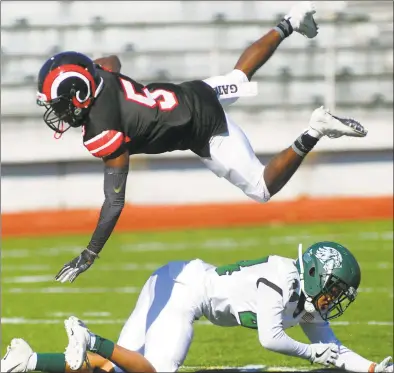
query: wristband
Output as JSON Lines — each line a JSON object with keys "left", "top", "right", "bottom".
{"left": 274, "top": 18, "right": 293, "bottom": 39}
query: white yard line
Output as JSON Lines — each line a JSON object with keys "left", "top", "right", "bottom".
{"left": 2, "top": 262, "right": 160, "bottom": 274}
{"left": 3, "top": 285, "right": 392, "bottom": 296}
{"left": 1, "top": 265, "right": 52, "bottom": 271}
{"left": 3, "top": 275, "right": 55, "bottom": 284}
{"left": 2, "top": 262, "right": 392, "bottom": 274}
{"left": 1, "top": 317, "right": 125, "bottom": 325}
{"left": 5, "top": 287, "right": 140, "bottom": 294}
{"left": 2, "top": 231, "right": 392, "bottom": 258}
{"left": 2, "top": 317, "right": 392, "bottom": 326}
{"left": 195, "top": 320, "right": 394, "bottom": 326}
{"left": 47, "top": 311, "right": 111, "bottom": 317}
{"left": 182, "top": 366, "right": 325, "bottom": 372}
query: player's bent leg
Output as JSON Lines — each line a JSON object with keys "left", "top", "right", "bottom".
{"left": 200, "top": 113, "right": 271, "bottom": 203}
{"left": 201, "top": 106, "right": 368, "bottom": 201}
{"left": 263, "top": 106, "right": 368, "bottom": 196}
{"left": 135, "top": 260, "right": 208, "bottom": 372}
{"left": 116, "top": 272, "right": 159, "bottom": 355}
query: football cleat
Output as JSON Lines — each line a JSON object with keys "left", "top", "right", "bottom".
{"left": 1, "top": 338, "right": 34, "bottom": 372}
{"left": 285, "top": 1, "right": 319, "bottom": 39}
{"left": 309, "top": 106, "right": 368, "bottom": 139}
{"left": 64, "top": 316, "right": 92, "bottom": 370}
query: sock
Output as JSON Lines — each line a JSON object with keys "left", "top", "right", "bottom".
{"left": 291, "top": 128, "right": 322, "bottom": 157}
{"left": 274, "top": 18, "right": 293, "bottom": 39}
{"left": 90, "top": 335, "right": 115, "bottom": 359}
{"left": 33, "top": 353, "right": 66, "bottom": 373}
{"left": 88, "top": 333, "right": 97, "bottom": 350}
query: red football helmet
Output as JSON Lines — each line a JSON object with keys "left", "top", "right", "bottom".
{"left": 36, "top": 51, "right": 103, "bottom": 134}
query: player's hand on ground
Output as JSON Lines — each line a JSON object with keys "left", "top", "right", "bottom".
{"left": 372, "top": 357, "right": 393, "bottom": 372}
{"left": 285, "top": 1, "right": 318, "bottom": 39}
{"left": 309, "top": 343, "right": 339, "bottom": 366}
{"left": 55, "top": 249, "right": 98, "bottom": 283}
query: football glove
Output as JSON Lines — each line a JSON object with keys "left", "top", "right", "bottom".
{"left": 285, "top": 1, "right": 319, "bottom": 39}
{"left": 309, "top": 343, "right": 339, "bottom": 367}
{"left": 55, "top": 249, "right": 98, "bottom": 283}
{"left": 372, "top": 357, "right": 393, "bottom": 372}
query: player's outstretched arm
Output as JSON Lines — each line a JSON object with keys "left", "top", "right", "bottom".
{"left": 234, "top": 1, "right": 318, "bottom": 80}
{"left": 55, "top": 151, "right": 130, "bottom": 283}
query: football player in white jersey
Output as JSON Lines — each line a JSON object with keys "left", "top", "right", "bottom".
{"left": 2, "top": 241, "right": 392, "bottom": 373}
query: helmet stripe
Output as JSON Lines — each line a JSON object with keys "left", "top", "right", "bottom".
{"left": 51, "top": 71, "right": 91, "bottom": 101}
{"left": 41, "top": 64, "right": 97, "bottom": 102}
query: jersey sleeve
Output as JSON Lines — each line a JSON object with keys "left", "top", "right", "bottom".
{"left": 256, "top": 260, "right": 311, "bottom": 360}
{"left": 83, "top": 129, "right": 125, "bottom": 158}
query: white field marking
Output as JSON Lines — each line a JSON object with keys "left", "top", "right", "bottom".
{"left": 195, "top": 320, "right": 394, "bottom": 326}
{"left": 47, "top": 311, "right": 111, "bottom": 317}
{"left": 5, "top": 287, "right": 139, "bottom": 294}
{"left": 3, "top": 286, "right": 392, "bottom": 297}
{"left": 1, "top": 264, "right": 51, "bottom": 271}
{"left": 183, "top": 366, "right": 327, "bottom": 372}
{"left": 1, "top": 246, "right": 81, "bottom": 259}
{"left": 83, "top": 311, "right": 111, "bottom": 317}
{"left": 358, "top": 287, "right": 393, "bottom": 294}
{"left": 99, "top": 263, "right": 160, "bottom": 271}
{"left": 182, "top": 365, "right": 267, "bottom": 372}
{"left": 3, "top": 231, "right": 392, "bottom": 258}
{"left": 1, "top": 318, "right": 125, "bottom": 325}
{"left": 2, "top": 261, "right": 392, "bottom": 274}
{"left": 3, "top": 275, "right": 55, "bottom": 284}
{"left": 1, "top": 263, "right": 160, "bottom": 273}
{"left": 121, "top": 239, "right": 259, "bottom": 252}
{"left": 2, "top": 318, "right": 392, "bottom": 327}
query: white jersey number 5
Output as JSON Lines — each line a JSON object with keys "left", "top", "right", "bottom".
{"left": 119, "top": 78, "right": 178, "bottom": 111}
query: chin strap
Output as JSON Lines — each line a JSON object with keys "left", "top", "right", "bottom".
{"left": 298, "top": 243, "right": 316, "bottom": 313}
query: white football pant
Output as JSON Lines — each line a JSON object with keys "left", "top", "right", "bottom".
{"left": 201, "top": 70, "right": 271, "bottom": 203}
{"left": 114, "top": 259, "right": 213, "bottom": 372}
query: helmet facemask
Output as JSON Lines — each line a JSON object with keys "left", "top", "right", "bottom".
{"left": 37, "top": 90, "right": 88, "bottom": 134}
{"left": 316, "top": 273, "right": 358, "bottom": 320}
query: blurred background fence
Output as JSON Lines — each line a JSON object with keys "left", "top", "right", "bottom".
{"left": 1, "top": 1, "right": 393, "bottom": 213}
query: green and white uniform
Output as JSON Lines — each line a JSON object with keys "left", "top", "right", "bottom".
{"left": 114, "top": 256, "right": 375, "bottom": 372}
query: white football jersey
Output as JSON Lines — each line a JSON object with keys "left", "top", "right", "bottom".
{"left": 196, "top": 255, "right": 375, "bottom": 371}
{"left": 202, "top": 255, "right": 316, "bottom": 327}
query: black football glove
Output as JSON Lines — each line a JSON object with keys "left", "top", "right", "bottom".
{"left": 55, "top": 249, "right": 98, "bottom": 283}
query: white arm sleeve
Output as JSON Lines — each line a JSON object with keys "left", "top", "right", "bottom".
{"left": 256, "top": 277, "right": 311, "bottom": 360}
{"left": 301, "top": 320, "right": 374, "bottom": 372}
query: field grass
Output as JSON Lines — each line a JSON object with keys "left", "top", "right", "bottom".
{"left": 2, "top": 219, "right": 393, "bottom": 372}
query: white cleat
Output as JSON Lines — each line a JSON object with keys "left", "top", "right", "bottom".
{"left": 285, "top": 1, "right": 319, "bottom": 39}
{"left": 1, "top": 339, "right": 33, "bottom": 372}
{"left": 64, "top": 316, "right": 91, "bottom": 371}
{"left": 309, "top": 106, "right": 368, "bottom": 139}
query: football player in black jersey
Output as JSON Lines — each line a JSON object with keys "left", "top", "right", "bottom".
{"left": 35, "top": 2, "right": 367, "bottom": 283}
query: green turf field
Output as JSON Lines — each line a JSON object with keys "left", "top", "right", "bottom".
{"left": 2, "top": 220, "right": 393, "bottom": 372}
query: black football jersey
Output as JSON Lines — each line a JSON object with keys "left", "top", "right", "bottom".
{"left": 82, "top": 67, "right": 227, "bottom": 159}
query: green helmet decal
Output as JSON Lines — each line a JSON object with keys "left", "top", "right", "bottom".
{"left": 296, "top": 241, "right": 361, "bottom": 321}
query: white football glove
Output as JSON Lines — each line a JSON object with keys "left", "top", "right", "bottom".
{"left": 372, "top": 357, "right": 393, "bottom": 372}
{"left": 285, "top": 1, "right": 319, "bottom": 39}
{"left": 309, "top": 343, "right": 339, "bottom": 367}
